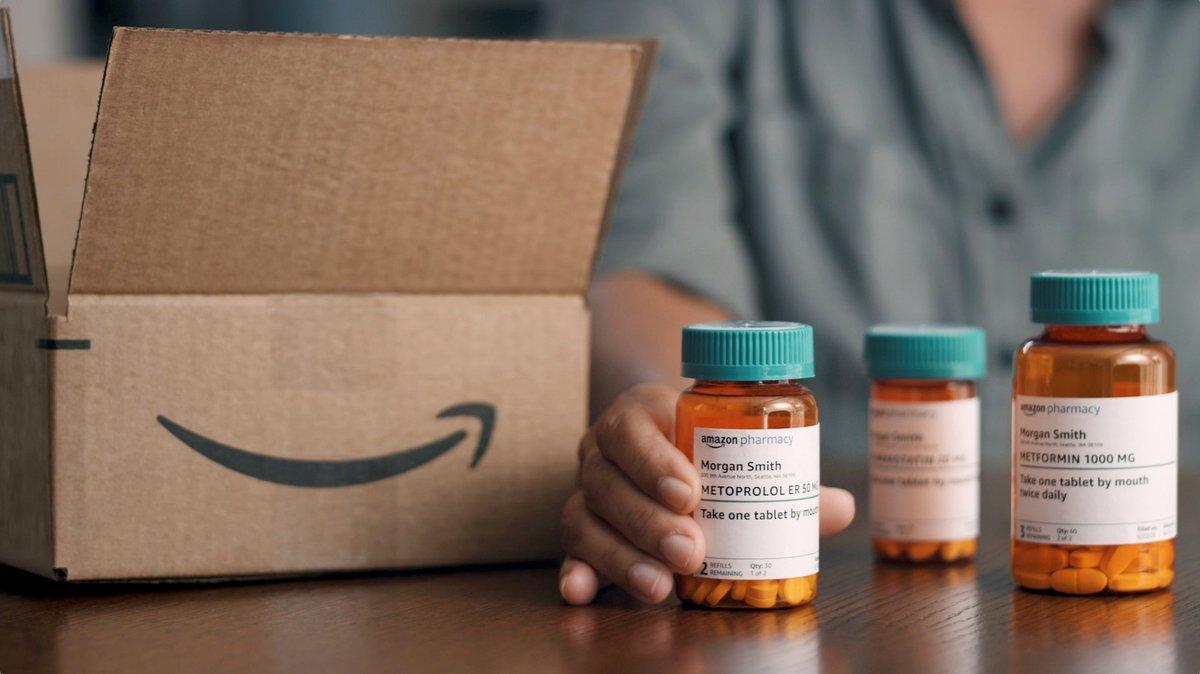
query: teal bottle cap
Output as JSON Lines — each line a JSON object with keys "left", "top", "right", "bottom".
{"left": 1030, "top": 270, "right": 1160, "bottom": 325}
{"left": 681, "top": 321, "right": 814, "bottom": 381}
{"left": 864, "top": 323, "right": 987, "bottom": 380}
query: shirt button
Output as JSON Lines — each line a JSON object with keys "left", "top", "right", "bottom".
{"left": 997, "top": 347, "right": 1014, "bottom": 367}
{"left": 986, "top": 192, "right": 1015, "bottom": 226}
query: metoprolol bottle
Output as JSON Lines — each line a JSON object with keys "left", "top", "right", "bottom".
{"left": 864, "top": 324, "right": 986, "bottom": 563}
{"left": 674, "top": 321, "right": 820, "bottom": 609}
{"left": 1012, "top": 271, "right": 1177, "bottom": 595}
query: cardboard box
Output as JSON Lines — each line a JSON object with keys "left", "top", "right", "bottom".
{"left": 0, "top": 10, "right": 652, "bottom": 580}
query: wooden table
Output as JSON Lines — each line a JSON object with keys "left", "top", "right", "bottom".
{"left": 1, "top": 456, "right": 1196, "bottom": 674}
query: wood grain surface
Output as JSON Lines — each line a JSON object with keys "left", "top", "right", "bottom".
{"left": 0, "top": 455, "right": 1195, "bottom": 674}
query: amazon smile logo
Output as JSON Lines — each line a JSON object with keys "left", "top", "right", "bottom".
{"left": 700, "top": 434, "right": 736, "bottom": 450}
{"left": 157, "top": 402, "right": 495, "bottom": 487}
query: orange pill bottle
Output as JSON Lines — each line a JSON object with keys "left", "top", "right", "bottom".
{"left": 1012, "top": 271, "right": 1176, "bottom": 594}
{"left": 674, "top": 321, "right": 819, "bottom": 609}
{"left": 864, "top": 324, "right": 986, "bottom": 564}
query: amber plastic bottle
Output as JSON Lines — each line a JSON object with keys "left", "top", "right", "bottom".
{"left": 865, "top": 325, "right": 986, "bottom": 564}
{"left": 1012, "top": 271, "right": 1176, "bottom": 594}
{"left": 674, "top": 322, "right": 820, "bottom": 609}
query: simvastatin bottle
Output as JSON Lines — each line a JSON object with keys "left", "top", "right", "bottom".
{"left": 864, "top": 324, "right": 986, "bottom": 563}
{"left": 674, "top": 321, "right": 820, "bottom": 608}
{"left": 1012, "top": 271, "right": 1176, "bottom": 594}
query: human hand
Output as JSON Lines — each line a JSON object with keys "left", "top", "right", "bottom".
{"left": 558, "top": 382, "right": 856, "bottom": 605}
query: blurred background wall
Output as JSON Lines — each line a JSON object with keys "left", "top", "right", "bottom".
{"left": 5, "top": 0, "right": 549, "bottom": 60}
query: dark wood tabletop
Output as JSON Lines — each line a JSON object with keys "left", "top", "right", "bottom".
{"left": 1, "top": 454, "right": 1196, "bottom": 674}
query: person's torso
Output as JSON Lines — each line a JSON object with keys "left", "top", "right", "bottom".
{"left": 730, "top": 0, "right": 1200, "bottom": 449}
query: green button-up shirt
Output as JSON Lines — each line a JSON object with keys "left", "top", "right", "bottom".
{"left": 558, "top": 0, "right": 1200, "bottom": 449}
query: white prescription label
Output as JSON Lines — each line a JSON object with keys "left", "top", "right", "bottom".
{"left": 1013, "top": 393, "right": 1177, "bottom": 545}
{"left": 869, "top": 398, "right": 980, "bottom": 541}
{"left": 693, "top": 425, "right": 820, "bottom": 579}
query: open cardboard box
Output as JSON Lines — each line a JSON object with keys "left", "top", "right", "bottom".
{"left": 0, "top": 9, "right": 652, "bottom": 581}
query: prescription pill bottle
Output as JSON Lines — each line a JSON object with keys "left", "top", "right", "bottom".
{"left": 864, "top": 324, "right": 986, "bottom": 564}
{"left": 674, "top": 321, "right": 820, "bottom": 609}
{"left": 1012, "top": 271, "right": 1176, "bottom": 595}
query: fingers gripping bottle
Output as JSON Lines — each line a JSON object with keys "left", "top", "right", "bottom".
{"left": 1012, "top": 271, "right": 1176, "bottom": 594}
{"left": 864, "top": 324, "right": 987, "bottom": 564}
{"left": 674, "top": 321, "right": 820, "bottom": 609}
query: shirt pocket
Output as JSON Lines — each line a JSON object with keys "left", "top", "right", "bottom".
{"left": 1151, "top": 160, "right": 1200, "bottom": 366}
{"left": 1155, "top": 160, "right": 1200, "bottom": 270}
{"left": 1069, "top": 167, "right": 1159, "bottom": 265}
{"left": 815, "top": 131, "right": 955, "bottom": 318}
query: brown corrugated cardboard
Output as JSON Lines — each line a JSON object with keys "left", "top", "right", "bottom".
{"left": 0, "top": 12, "right": 45, "bottom": 295}
{"left": 50, "top": 294, "right": 588, "bottom": 578}
{"left": 0, "top": 9, "right": 53, "bottom": 578}
{"left": 18, "top": 60, "right": 103, "bottom": 316}
{"left": 0, "top": 10, "right": 653, "bottom": 581}
{"left": 75, "top": 28, "right": 638, "bottom": 295}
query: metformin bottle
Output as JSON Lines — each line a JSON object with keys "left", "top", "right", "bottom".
{"left": 1012, "top": 271, "right": 1176, "bottom": 594}
{"left": 864, "top": 324, "right": 986, "bottom": 563}
{"left": 674, "top": 321, "right": 820, "bottom": 608}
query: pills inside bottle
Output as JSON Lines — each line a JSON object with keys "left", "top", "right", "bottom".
{"left": 674, "top": 321, "right": 820, "bottom": 609}
{"left": 1012, "top": 271, "right": 1177, "bottom": 594}
{"left": 864, "top": 324, "right": 986, "bottom": 564}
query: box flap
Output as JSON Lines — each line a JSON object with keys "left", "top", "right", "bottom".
{"left": 71, "top": 29, "right": 652, "bottom": 296}
{"left": 20, "top": 61, "right": 104, "bottom": 316}
{"left": 0, "top": 9, "right": 47, "bottom": 297}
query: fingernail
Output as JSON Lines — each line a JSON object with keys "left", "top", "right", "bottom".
{"left": 627, "top": 562, "right": 666, "bottom": 599}
{"left": 660, "top": 533, "right": 695, "bottom": 569}
{"left": 657, "top": 476, "right": 693, "bottom": 511}
{"left": 559, "top": 572, "right": 583, "bottom": 603}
